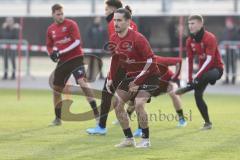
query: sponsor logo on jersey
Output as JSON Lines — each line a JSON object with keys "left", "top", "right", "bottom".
{"left": 119, "top": 40, "right": 133, "bottom": 52}
{"left": 126, "top": 58, "right": 135, "bottom": 64}
{"left": 55, "top": 37, "right": 71, "bottom": 44}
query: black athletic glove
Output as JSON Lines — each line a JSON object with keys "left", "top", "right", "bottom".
{"left": 50, "top": 50, "right": 60, "bottom": 62}
{"left": 187, "top": 82, "right": 194, "bottom": 88}
{"left": 193, "top": 78, "right": 200, "bottom": 85}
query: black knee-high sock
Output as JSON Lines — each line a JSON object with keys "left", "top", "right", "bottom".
{"left": 176, "top": 109, "right": 184, "bottom": 120}
{"left": 195, "top": 93, "right": 210, "bottom": 123}
{"left": 89, "top": 100, "right": 99, "bottom": 118}
{"left": 142, "top": 128, "right": 149, "bottom": 139}
{"left": 123, "top": 128, "right": 133, "bottom": 138}
{"left": 98, "top": 79, "right": 114, "bottom": 128}
{"left": 55, "top": 107, "right": 61, "bottom": 119}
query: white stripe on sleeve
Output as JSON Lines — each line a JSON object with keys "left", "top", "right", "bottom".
{"left": 59, "top": 39, "right": 80, "bottom": 54}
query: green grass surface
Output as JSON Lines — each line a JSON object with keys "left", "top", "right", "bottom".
{"left": 0, "top": 89, "right": 239, "bottom": 160}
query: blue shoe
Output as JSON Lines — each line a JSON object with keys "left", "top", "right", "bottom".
{"left": 86, "top": 125, "right": 107, "bottom": 135}
{"left": 133, "top": 128, "right": 142, "bottom": 137}
{"left": 177, "top": 118, "right": 187, "bottom": 127}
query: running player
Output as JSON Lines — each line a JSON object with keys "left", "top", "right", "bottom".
{"left": 46, "top": 4, "right": 99, "bottom": 126}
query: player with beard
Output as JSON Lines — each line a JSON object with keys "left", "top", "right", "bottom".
{"left": 86, "top": 0, "right": 138, "bottom": 135}
{"left": 46, "top": 4, "right": 99, "bottom": 126}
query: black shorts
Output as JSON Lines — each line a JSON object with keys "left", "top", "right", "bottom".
{"left": 53, "top": 56, "right": 86, "bottom": 87}
{"left": 118, "top": 75, "right": 169, "bottom": 97}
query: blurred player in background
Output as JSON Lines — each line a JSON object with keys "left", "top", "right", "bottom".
{"left": 46, "top": 4, "right": 99, "bottom": 126}
{"left": 0, "top": 17, "right": 19, "bottom": 80}
{"left": 176, "top": 15, "right": 224, "bottom": 130}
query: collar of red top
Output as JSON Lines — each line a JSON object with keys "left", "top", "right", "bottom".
{"left": 55, "top": 19, "right": 66, "bottom": 26}
{"left": 190, "top": 27, "right": 205, "bottom": 43}
{"left": 106, "top": 12, "right": 114, "bottom": 23}
{"left": 118, "top": 29, "right": 131, "bottom": 39}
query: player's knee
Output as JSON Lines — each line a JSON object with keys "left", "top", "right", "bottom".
{"left": 112, "top": 97, "right": 118, "bottom": 108}
{"left": 114, "top": 103, "right": 124, "bottom": 116}
{"left": 77, "top": 78, "right": 87, "bottom": 86}
{"left": 53, "top": 85, "right": 63, "bottom": 93}
{"left": 167, "top": 82, "right": 177, "bottom": 96}
{"left": 126, "top": 101, "right": 135, "bottom": 112}
{"left": 168, "top": 90, "right": 175, "bottom": 97}
{"left": 134, "top": 99, "right": 145, "bottom": 112}
{"left": 113, "top": 97, "right": 123, "bottom": 110}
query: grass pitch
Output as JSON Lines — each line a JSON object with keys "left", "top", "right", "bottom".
{"left": 0, "top": 89, "right": 239, "bottom": 160}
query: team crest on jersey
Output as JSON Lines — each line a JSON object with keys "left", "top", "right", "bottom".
{"left": 62, "top": 26, "right": 67, "bottom": 32}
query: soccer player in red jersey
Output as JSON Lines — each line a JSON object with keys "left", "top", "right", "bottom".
{"left": 46, "top": 4, "right": 99, "bottom": 126}
{"left": 105, "top": 0, "right": 138, "bottom": 37}
{"left": 107, "top": 8, "right": 162, "bottom": 148}
{"left": 86, "top": 0, "right": 138, "bottom": 135}
{"left": 176, "top": 15, "right": 224, "bottom": 130}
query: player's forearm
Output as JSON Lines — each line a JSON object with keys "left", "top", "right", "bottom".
{"left": 194, "top": 55, "right": 212, "bottom": 79}
{"left": 59, "top": 39, "right": 80, "bottom": 55}
{"left": 134, "top": 58, "right": 153, "bottom": 85}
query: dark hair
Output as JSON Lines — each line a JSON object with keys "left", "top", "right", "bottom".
{"left": 124, "top": 5, "right": 132, "bottom": 14}
{"left": 105, "top": 0, "right": 123, "bottom": 9}
{"left": 188, "top": 14, "right": 204, "bottom": 23}
{"left": 115, "top": 8, "right": 132, "bottom": 20}
{"left": 52, "top": 4, "right": 63, "bottom": 13}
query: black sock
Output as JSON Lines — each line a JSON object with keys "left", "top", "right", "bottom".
{"left": 176, "top": 109, "right": 184, "bottom": 120}
{"left": 89, "top": 100, "right": 99, "bottom": 118}
{"left": 55, "top": 107, "right": 61, "bottom": 119}
{"left": 98, "top": 87, "right": 114, "bottom": 128}
{"left": 142, "top": 128, "right": 149, "bottom": 139}
{"left": 123, "top": 128, "right": 133, "bottom": 138}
